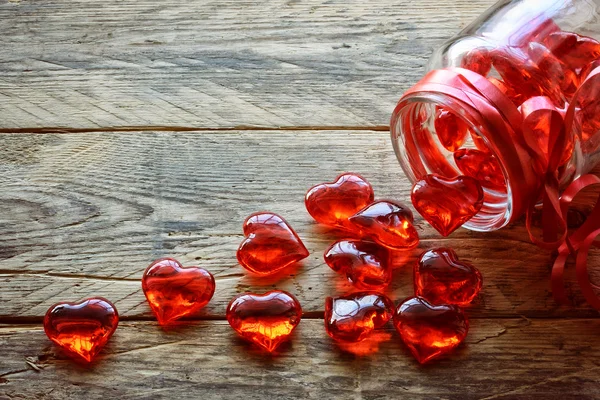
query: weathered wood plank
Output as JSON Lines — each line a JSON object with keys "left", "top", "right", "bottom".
{"left": 0, "top": 0, "right": 494, "bottom": 129}
{"left": 0, "top": 131, "right": 598, "bottom": 320}
{"left": 1, "top": 319, "right": 600, "bottom": 399}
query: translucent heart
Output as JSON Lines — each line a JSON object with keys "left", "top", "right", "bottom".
{"left": 453, "top": 148, "right": 506, "bottom": 192}
{"left": 325, "top": 292, "right": 394, "bottom": 343}
{"left": 226, "top": 290, "right": 302, "bottom": 352}
{"left": 305, "top": 173, "right": 374, "bottom": 229}
{"left": 460, "top": 48, "right": 492, "bottom": 76}
{"left": 411, "top": 174, "right": 484, "bottom": 237}
{"left": 415, "top": 248, "right": 482, "bottom": 306}
{"left": 348, "top": 200, "right": 420, "bottom": 250}
{"left": 237, "top": 212, "right": 309, "bottom": 275}
{"left": 142, "top": 258, "right": 215, "bottom": 325}
{"left": 434, "top": 107, "right": 469, "bottom": 152}
{"left": 544, "top": 31, "right": 600, "bottom": 71}
{"left": 394, "top": 296, "right": 468, "bottom": 364}
{"left": 44, "top": 298, "right": 119, "bottom": 363}
{"left": 324, "top": 239, "right": 391, "bottom": 290}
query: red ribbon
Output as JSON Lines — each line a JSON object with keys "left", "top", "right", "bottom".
{"left": 397, "top": 65, "right": 600, "bottom": 309}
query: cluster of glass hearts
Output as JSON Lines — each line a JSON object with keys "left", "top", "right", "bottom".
{"left": 43, "top": 172, "right": 483, "bottom": 365}
{"left": 306, "top": 173, "right": 482, "bottom": 363}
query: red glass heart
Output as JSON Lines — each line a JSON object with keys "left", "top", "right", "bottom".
{"left": 520, "top": 18, "right": 561, "bottom": 46}
{"left": 393, "top": 296, "right": 468, "bottom": 364}
{"left": 544, "top": 31, "right": 600, "bottom": 71}
{"left": 453, "top": 148, "right": 506, "bottom": 192}
{"left": 44, "top": 298, "right": 119, "bottom": 363}
{"left": 460, "top": 48, "right": 492, "bottom": 77}
{"left": 528, "top": 42, "right": 578, "bottom": 99}
{"left": 348, "top": 200, "right": 420, "bottom": 250}
{"left": 324, "top": 239, "right": 391, "bottom": 290}
{"left": 415, "top": 248, "right": 482, "bottom": 306}
{"left": 412, "top": 108, "right": 459, "bottom": 177}
{"left": 488, "top": 77, "right": 525, "bottom": 106}
{"left": 411, "top": 174, "right": 484, "bottom": 237}
{"left": 325, "top": 292, "right": 394, "bottom": 343}
{"left": 490, "top": 46, "right": 563, "bottom": 106}
{"left": 305, "top": 173, "right": 374, "bottom": 229}
{"left": 434, "top": 107, "right": 468, "bottom": 152}
{"left": 142, "top": 258, "right": 215, "bottom": 325}
{"left": 237, "top": 212, "right": 309, "bottom": 275}
{"left": 226, "top": 290, "right": 302, "bottom": 352}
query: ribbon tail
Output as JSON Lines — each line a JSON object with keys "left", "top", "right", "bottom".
{"left": 575, "top": 228, "right": 600, "bottom": 310}
{"left": 552, "top": 175, "right": 600, "bottom": 309}
{"left": 526, "top": 179, "right": 567, "bottom": 250}
{"left": 551, "top": 250, "right": 572, "bottom": 305}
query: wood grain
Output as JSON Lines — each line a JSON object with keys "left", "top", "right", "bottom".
{"left": 1, "top": 319, "right": 600, "bottom": 399}
{"left": 0, "top": 0, "right": 494, "bottom": 129}
{"left": 0, "top": 130, "right": 598, "bottom": 321}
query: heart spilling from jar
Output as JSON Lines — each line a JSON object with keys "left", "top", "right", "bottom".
{"left": 226, "top": 290, "right": 302, "bottom": 352}
{"left": 411, "top": 174, "right": 484, "bottom": 237}
{"left": 43, "top": 298, "right": 119, "bottom": 363}
{"left": 237, "top": 212, "right": 309, "bottom": 276}
{"left": 394, "top": 296, "right": 468, "bottom": 364}
{"left": 142, "top": 258, "right": 216, "bottom": 325}
{"left": 415, "top": 248, "right": 482, "bottom": 306}
{"left": 348, "top": 200, "right": 420, "bottom": 250}
{"left": 305, "top": 173, "right": 374, "bottom": 230}
{"left": 324, "top": 239, "right": 391, "bottom": 290}
{"left": 325, "top": 292, "right": 394, "bottom": 343}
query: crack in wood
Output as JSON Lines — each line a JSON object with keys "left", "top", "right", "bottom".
{"left": 0, "top": 125, "right": 390, "bottom": 134}
{"left": 0, "top": 270, "right": 141, "bottom": 282}
{"left": 479, "top": 365, "right": 600, "bottom": 400}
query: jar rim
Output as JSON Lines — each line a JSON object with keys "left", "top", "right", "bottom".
{"left": 391, "top": 90, "right": 528, "bottom": 232}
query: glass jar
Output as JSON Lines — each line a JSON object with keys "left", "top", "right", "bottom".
{"left": 391, "top": 0, "right": 600, "bottom": 232}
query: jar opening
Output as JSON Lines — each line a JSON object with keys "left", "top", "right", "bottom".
{"left": 391, "top": 95, "right": 513, "bottom": 232}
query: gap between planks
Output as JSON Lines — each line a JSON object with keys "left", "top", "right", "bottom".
{"left": 0, "top": 125, "right": 390, "bottom": 134}
{"left": 0, "top": 314, "right": 583, "bottom": 325}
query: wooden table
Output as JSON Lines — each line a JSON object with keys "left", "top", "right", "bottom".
{"left": 1, "top": 0, "right": 600, "bottom": 398}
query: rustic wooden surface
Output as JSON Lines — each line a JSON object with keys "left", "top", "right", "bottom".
{"left": 1, "top": 0, "right": 600, "bottom": 399}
